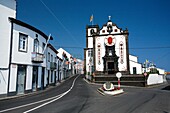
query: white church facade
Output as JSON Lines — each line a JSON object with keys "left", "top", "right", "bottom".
{"left": 84, "top": 17, "right": 142, "bottom": 79}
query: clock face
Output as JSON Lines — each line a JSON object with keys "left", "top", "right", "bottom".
{"left": 105, "top": 36, "right": 115, "bottom": 46}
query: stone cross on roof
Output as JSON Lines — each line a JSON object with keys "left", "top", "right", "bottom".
{"left": 108, "top": 16, "right": 111, "bottom": 20}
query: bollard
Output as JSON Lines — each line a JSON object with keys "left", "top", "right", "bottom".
{"left": 116, "top": 72, "right": 122, "bottom": 90}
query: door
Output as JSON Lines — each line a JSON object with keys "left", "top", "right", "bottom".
{"left": 41, "top": 67, "right": 45, "bottom": 90}
{"left": 54, "top": 71, "right": 56, "bottom": 84}
{"left": 133, "top": 67, "right": 137, "bottom": 74}
{"left": 47, "top": 70, "right": 50, "bottom": 86}
{"left": 108, "top": 62, "right": 114, "bottom": 74}
{"left": 17, "top": 65, "right": 26, "bottom": 94}
{"left": 32, "top": 66, "right": 38, "bottom": 91}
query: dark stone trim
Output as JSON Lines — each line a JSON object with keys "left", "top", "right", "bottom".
{"left": 0, "top": 68, "right": 8, "bottom": 70}
{"left": 11, "top": 63, "right": 45, "bottom": 67}
{"left": 93, "top": 36, "right": 96, "bottom": 73}
{"left": 100, "top": 21, "right": 123, "bottom": 33}
{"left": 37, "top": 87, "right": 42, "bottom": 91}
{"left": 7, "top": 21, "right": 14, "bottom": 96}
{"left": 84, "top": 49, "right": 86, "bottom": 75}
{"left": 129, "top": 59, "right": 142, "bottom": 65}
{"left": 0, "top": 94, "right": 7, "bottom": 98}
{"left": 86, "top": 26, "right": 88, "bottom": 48}
{"left": 87, "top": 32, "right": 129, "bottom": 37}
{"left": 49, "top": 83, "right": 56, "bottom": 86}
{"left": 87, "top": 25, "right": 99, "bottom": 28}
{"left": 47, "top": 44, "right": 58, "bottom": 54}
{"left": 8, "top": 91, "right": 17, "bottom": 96}
{"left": 8, "top": 17, "right": 53, "bottom": 40}
{"left": 125, "top": 33, "right": 130, "bottom": 74}
{"left": 25, "top": 89, "right": 32, "bottom": 94}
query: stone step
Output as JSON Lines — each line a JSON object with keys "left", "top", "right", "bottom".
{"left": 92, "top": 75, "right": 146, "bottom": 87}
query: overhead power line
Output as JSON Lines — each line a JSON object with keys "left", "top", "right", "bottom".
{"left": 130, "top": 46, "right": 170, "bottom": 50}
{"left": 39, "top": 0, "right": 79, "bottom": 45}
{"left": 55, "top": 46, "right": 170, "bottom": 50}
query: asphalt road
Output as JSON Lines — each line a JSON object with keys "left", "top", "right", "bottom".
{"left": 0, "top": 74, "right": 170, "bottom": 113}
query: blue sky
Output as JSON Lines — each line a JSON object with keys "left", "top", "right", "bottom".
{"left": 16, "top": 0, "right": 170, "bottom": 71}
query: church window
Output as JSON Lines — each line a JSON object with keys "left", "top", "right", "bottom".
{"left": 109, "top": 49, "right": 112, "bottom": 56}
{"left": 114, "top": 29, "right": 117, "bottom": 32}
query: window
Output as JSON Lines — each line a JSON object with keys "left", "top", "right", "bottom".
{"left": 19, "top": 33, "right": 28, "bottom": 52}
{"left": 51, "top": 70, "right": 53, "bottom": 82}
{"left": 48, "top": 52, "right": 50, "bottom": 62}
{"left": 33, "top": 38, "right": 39, "bottom": 53}
{"left": 88, "top": 49, "right": 93, "bottom": 57}
{"left": 51, "top": 55, "right": 53, "bottom": 62}
{"left": 109, "top": 49, "right": 112, "bottom": 56}
{"left": 42, "top": 43, "right": 45, "bottom": 53}
{"left": 55, "top": 57, "right": 57, "bottom": 62}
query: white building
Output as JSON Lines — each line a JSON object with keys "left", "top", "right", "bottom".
{"left": 46, "top": 44, "right": 59, "bottom": 86}
{"left": 0, "top": 0, "right": 16, "bottom": 95}
{"left": 57, "top": 48, "right": 77, "bottom": 78}
{"left": 0, "top": 0, "right": 77, "bottom": 97}
{"left": 75, "top": 59, "right": 84, "bottom": 75}
{"left": 142, "top": 61, "right": 165, "bottom": 75}
{"left": 129, "top": 55, "right": 142, "bottom": 74}
{"left": 0, "top": 0, "right": 63, "bottom": 96}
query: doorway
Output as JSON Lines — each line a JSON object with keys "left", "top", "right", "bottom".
{"left": 41, "top": 67, "right": 45, "bottom": 90}
{"left": 133, "top": 67, "right": 137, "bottom": 74}
{"left": 108, "top": 62, "right": 114, "bottom": 74}
{"left": 17, "top": 65, "right": 26, "bottom": 94}
{"left": 32, "top": 66, "right": 38, "bottom": 91}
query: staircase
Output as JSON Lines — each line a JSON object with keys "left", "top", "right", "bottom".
{"left": 92, "top": 73, "right": 147, "bottom": 87}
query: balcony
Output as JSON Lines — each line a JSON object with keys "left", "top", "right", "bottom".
{"left": 50, "top": 62, "right": 57, "bottom": 70}
{"left": 32, "top": 52, "right": 44, "bottom": 63}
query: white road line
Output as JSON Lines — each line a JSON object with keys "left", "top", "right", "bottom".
{"left": 23, "top": 75, "right": 79, "bottom": 113}
{"left": 0, "top": 75, "right": 79, "bottom": 113}
{"left": 0, "top": 93, "right": 63, "bottom": 113}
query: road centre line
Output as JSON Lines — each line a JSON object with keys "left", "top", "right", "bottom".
{"left": 0, "top": 75, "right": 79, "bottom": 113}
{"left": 23, "top": 75, "right": 79, "bottom": 113}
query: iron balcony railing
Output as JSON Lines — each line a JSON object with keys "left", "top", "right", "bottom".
{"left": 50, "top": 62, "right": 57, "bottom": 70}
{"left": 32, "top": 52, "right": 44, "bottom": 63}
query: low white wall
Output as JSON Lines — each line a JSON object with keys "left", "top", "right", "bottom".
{"left": 0, "top": 70, "right": 8, "bottom": 94}
{"left": 147, "top": 74, "right": 164, "bottom": 85}
{"left": 166, "top": 75, "right": 170, "bottom": 84}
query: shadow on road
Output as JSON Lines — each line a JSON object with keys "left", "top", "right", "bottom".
{"left": 162, "top": 85, "right": 170, "bottom": 91}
